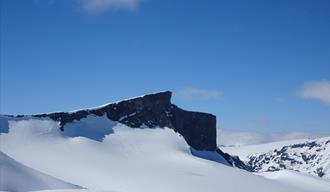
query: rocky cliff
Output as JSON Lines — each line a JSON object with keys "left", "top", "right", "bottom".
{"left": 34, "top": 91, "right": 217, "bottom": 151}
{"left": 14, "top": 91, "right": 246, "bottom": 169}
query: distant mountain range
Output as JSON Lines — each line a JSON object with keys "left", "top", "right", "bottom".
{"left": 223, "top": 137, "right": 330, "bottom": 179}
{"left": 247, "top": 137, "right": 330, "bottom": 179}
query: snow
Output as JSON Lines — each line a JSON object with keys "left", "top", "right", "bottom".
{"left": 0, "top": 190, "right": 90, "bottom": 192}
{"left": 0, "top": 115, "right": 328, "bottom": 192}
{"left": 222, "top": 138, "right": 315, "bottom": 161}
{"left": 0, "top": 152, "right": 81, "bottom": 192}
{"left": 118, "top": 112, "right": 137, "bottom": 121}
{"left": 217, "top": 129, "right": 327, "bottom": 146}
{"left": 255, "top": 170, "right": 330, "bottom": 192}
{"left": 31, "top": 190, "right": 90, "bottom": 192}
{"left": 62, "top": 114, "right": 116, "bottom": 141}
{"left": 190, "top": 149, "right": 230, "bottom": 165}
{"left": 222, "top": 137, "right": 330, "bottom": 179}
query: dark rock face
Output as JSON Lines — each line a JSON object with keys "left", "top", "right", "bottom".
{"left": 171, "top": 108, "right": 216, "bottom": 151}
{"left": 216, "top": 149, "right": 252, "bottom": 171}
{"left": 12, "top": 91, "right": 250, "bottom": 170}
{"left": 34, "top": 91, "right": 217, "bottom": 151}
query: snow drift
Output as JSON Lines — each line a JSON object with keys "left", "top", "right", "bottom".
{"left": 0, "top": 151, "right": 81, "bottom": 192}
{"left": 0, "top": 115, "right": 327, "bottom": 192}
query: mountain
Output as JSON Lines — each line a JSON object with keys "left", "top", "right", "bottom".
{"left": 32, "top": 91, "right": 216, "bottom": 151}
{"left": 223, "top": 137, "right": 330, "bottom": 179}
{"left": 0, "top": 116, "right": 322, "bottom": 192}
{"left": 1, "top": 91, "right": 329, "bottom": 192}
{"left": 0, "top": 152, "right": 81, "bottom": 192}
{"left": 4, "top": 91, "right": 247, "bottom": 169}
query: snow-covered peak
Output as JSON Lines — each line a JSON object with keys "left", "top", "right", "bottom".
{"left": 224, "top": 137, "right": 330, "bottom": 179}
{"left": 4, "top": 91, "right": 217, "bottom": 152}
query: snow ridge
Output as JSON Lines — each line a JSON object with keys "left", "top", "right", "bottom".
{"left": 246, "top": 137, "right": 330, "bottom": 179}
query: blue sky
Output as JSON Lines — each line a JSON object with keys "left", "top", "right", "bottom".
{"left": 0, "top": 0, "right": 329, "bottom": 134}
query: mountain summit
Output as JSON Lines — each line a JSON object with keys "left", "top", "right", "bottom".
{"left": 1, "top": 92, "right": 328, "bottom": 192}
{"left": 5, "top": 91, "right": 247, "bottom": 169}
{"left": 33, "top": 91, "right": 216, "bottom": 151}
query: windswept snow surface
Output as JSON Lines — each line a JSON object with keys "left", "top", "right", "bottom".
{"left": 0, "top": 115, "right": 327, "bottom": 192}
{"left": 0, "top": 152, "right": 81, "bottom": 192}
{"left": 256, "top": 170, "right": 330, "bottom": 192}
{"left": 223, "top": 138, "right": 313, "bottom": 161}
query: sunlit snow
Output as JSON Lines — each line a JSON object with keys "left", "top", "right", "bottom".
{"left": 0, "top": 115, "right": 328, "bottom": 192}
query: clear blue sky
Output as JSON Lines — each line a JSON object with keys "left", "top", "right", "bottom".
{"left": 0, "top": 0, "right": 329, "bottom": 134}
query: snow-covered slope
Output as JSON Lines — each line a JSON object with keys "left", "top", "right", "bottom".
{"left": 256, "top": 170, "right": 330, "bottom": 192}
{"left": 0, "top": 151, "right": 81, "bottom": 192}
{"left": 223, "top": 137, "right": 330, "bottom": 179}
{"left": 1, "top": 115, "right": 326, "bottom": 192}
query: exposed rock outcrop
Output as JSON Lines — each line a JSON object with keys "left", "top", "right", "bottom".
{"left": 245, "top": 137, "right": 330, "bottom": 178}
{"left": 17, "top": 91, "right": 247, "bottom": 169}
{"left": 33, "top": 91, "right": 216, "bottom": 151}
